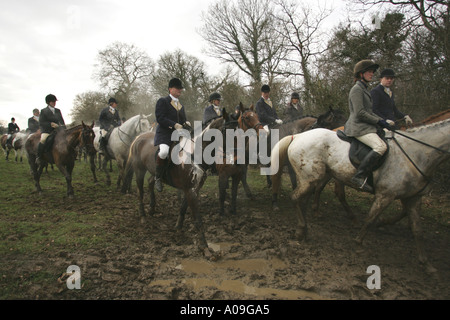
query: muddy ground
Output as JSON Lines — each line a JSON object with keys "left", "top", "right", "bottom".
{"left": 2, "top": 171, "right": 449, "bottom": 302}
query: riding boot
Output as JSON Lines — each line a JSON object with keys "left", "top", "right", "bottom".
{"left": 35, "top": 142, "right": 44, "bottom": 166}
{"left": 155, "top": 155, "right": 166, "bottom": 192}
{"left": 351, "top": 150, "right": 382, "bottom": 193}
{"left": 99, "top": 137, "right": 107, "bottom": 155}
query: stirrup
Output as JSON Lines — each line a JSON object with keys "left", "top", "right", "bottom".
{"left": 352, "top": 176, "right": 373, "bottom": 193}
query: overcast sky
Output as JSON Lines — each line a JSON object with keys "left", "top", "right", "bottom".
{"left": 0, "top": 0, "right": 348, "bottom": 129}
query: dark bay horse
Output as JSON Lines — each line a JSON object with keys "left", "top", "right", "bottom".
{"left": 203, "top": 104, "right": 264, "bottom": 215}
{"left": 125, "top": 129, "right": 212, "bottom": 256}
{"left": 25, "top": 122, "right": 95, "bottom": 197}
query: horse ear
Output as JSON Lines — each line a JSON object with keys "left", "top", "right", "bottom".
{"left": 82, "top": 121, "right": 85, "bottom": 127}
{"left": 91, "top": 121, "right": 95, "bottom": 127}
{"left": 250, "top": 104, "right": 254, "bottom": 111}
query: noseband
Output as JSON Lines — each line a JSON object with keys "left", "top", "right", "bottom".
{"left": 240, "top": 111, "right": 263, "bottom": 131}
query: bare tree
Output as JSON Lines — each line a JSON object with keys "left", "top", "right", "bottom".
{"left": 93, "top": 42, "right": 155, "bottom": 114}
{"left": 199, "top": 0, "right": 286, "bottom": 90}
{"left": 272, "top": 0, "right": 332, "bottom": 108}
{"left": 69, "top": 91, "right": 107, "bottom": 125}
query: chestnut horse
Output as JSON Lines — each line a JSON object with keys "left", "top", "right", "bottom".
{"left": 202, "top": 104, "right": 264, "bottom": 215}
{"left": 25, "top": 122, "right": 95, "bottom": 197}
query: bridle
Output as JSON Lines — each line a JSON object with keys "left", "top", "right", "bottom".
{"left": 117, "top": 116, "right": 147, "bottom": 147}
{"left": 239, "top": 111, "right": 263, "bottom": 132}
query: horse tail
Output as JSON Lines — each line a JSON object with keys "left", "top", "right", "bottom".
{"left": 270, "top": 135, "right": 296, "bottom": 195}
{"left": 122, "top": 138, "right": 140, "bottom": 192}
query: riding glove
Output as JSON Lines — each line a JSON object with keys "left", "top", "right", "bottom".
{"left": 377, "top": 119, "right": 392, "bottom": 130}
{"left": 404, "top": 115, "right": 413, "bottom": 125}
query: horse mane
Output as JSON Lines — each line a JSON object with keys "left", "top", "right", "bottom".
{"left": 208, "top": 117, "right": 225, "bottom": 130}
{"left": 65, "top": 124, "right": 83, "bottom": 134}
{"left": 406, "top": 117, "right": 450, "bottom": 133}
{"left": 416, "top": 109, "right": 450, "bottom": 126}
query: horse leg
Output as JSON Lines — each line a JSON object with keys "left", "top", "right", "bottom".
{"left": 58, "top": 162, "right": 74, "bottom": 197}
{"left": 89, "top": 154, "right": 98, "bottom": 183}
{"left": 218, "top": 174, "right": 228, "bottom": 215}
{"left": 354, "top": 194, "right": 395, "bottom": 245}
{"left": 241, "top": 165, "right": 254, "bottom": 200}
{"left": 102, "top": 157, "right": 111, "bottom": 186}
{"left": 293, "top": 193, "right": 311, "bottom": 242}
{"left": 176, "top": 196, "right": 188, "bottom": 230}
{"left": 230, "top": 174, "right": 240, "bottom": 215}
{"left": 287, "top": 162, "right": 297, "bottom": 190}
{"left": 334, "top": 181, "right": 356, "bottom": 223}
{"left": 403, "top": 195, "right": 436, "bottom": 273}
{"left": 135, "top": 168, "right": 146, "bottom": 221}
{"left": 28, "top": 156, "right": 43, "bottom": 194}
{"left": 148, "top": 176, "right": 156, "bottom": 216}
{"left": 185, "top": 189, "right": 209, "bottom": 252}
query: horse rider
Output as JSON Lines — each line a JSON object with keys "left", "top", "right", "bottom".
{"left": 255, "top": 84, "right": 283, "bottom": 131}
{"left": 6, "top": 117, "right": 20, "bottom": 147}
{"left": 284, "top": 92, "right": 303, "bottom": 121}
{"left": 202, "top": 92, "right": 223, "bottom": 128}
{"left": 371, "top": 68, "right": 413, "bottom": 128}
{"left": 255, "top": 84, "right": 283, "bottom": 160}
{"left": 27, "top": 108, "right": 40, "bottom": 134}
{"left": 344, "top": 60, "right": 392, "bottom": 193}
{"left": 154, "top": 78, "right": 191, "bottom": 192}
{"left": 98, "top": 97, "right": 122, "bottom": 154}
{"left": 36, "top": 94, "right": 66, "bottom": 166}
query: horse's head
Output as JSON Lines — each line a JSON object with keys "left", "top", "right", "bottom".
{"left": 315, "top": 107, "right": 347, "bottom": 130}
{"left": 238, "top": 103, "right": 264, "bottom": 133}
{"left": 138, "top": 114, "right": 151, "bottom": 134}
{"left": 81, "top": 121, "right": 96, "bottom": 155}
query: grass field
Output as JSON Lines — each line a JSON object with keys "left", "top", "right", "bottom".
{"left": 0, "top": 154, "right": 448, "bottom": 299}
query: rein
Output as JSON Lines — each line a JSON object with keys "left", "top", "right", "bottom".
{"left": 117, "top": 117, "right": 143, "bottom": 147}
{"left": 388, "top": 129, "right": 449, "bottom": 192}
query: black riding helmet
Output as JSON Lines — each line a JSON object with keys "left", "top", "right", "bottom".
{"left": 209, "top": 92, "right": 222, "bottom": 102}
{"left": 45, "top": 94, "right": 58, "bottom": 104}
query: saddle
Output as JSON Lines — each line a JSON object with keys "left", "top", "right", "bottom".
{"left": 336, "top": 129, "right": 389, "bottom": 171}
{"left": 42, "top": 131, "right": 57, "bottom": 163}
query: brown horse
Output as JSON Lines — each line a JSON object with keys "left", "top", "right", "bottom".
{"left": 206, "top": 104, "right": 264, "bottom": 215}
{"left": 125, "top": 126, "right": 212, "bottom": 256}
{"left": 1, "top": 133, "right": 15, "bottom": 161}
{"left": 311, "top": 109, "right": 450, "bottom": 222}
{"left": 25, "top": 122, "right": 95, "bottom": 197}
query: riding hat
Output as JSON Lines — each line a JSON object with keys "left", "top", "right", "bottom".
{"left": 291, "top": 92, "right": 300, "bottom": 100}
{"left": 261, "top": 85, "right": 270, "bottom": 93}
{"left": 209, "top": 92, "right": 222, "bottom": 102}
{"left": 169, "top": 78, "right": 184, "bottom": 89}
{"left": 45, "top": 94, "right": 58, "bottom": 104}
{"left": 380, "top": 68, "right": 395, "bottom": 78}
{"left": 108, "top": 97, "right": 118, "bottom": 105}
{"left": 354, "top": 60, "right": 379, "bottom": 77}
